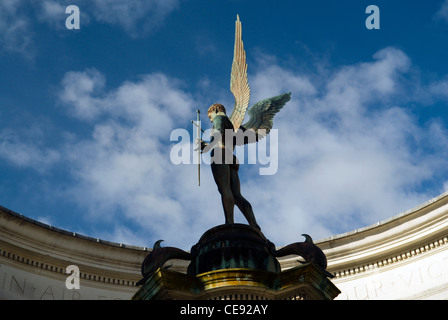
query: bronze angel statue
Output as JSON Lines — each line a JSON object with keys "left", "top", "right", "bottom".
{"left": 198, "top": 15, "right": 291, "bottom": 230}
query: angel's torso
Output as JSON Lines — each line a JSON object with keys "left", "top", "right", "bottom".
{"left": 211, "top": 115, "right": 235, "bottom": 152}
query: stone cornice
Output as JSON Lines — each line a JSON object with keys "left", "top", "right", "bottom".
{"left": 0, "top": 205, "right": 147, "bottom": 288}
{"left": 317, "top": 191, "right": 448, "bottom": 279}
{"left": 330, "top": 235, "right": 448, "bottom": 279}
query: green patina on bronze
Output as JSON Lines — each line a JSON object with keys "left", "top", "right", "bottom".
{"left": 188, "top": 224, "right": 280, "bottom": 276}
{"left": 135, "top": 15, "right": 339, "bottom": 300}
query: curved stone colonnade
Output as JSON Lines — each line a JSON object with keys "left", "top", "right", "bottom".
{"left": 1, "top": 191, "right": 447, "bottom": 300}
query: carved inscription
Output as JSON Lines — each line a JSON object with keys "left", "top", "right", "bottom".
{"left": 0, "top": 264, "right": 126, "bottom": 300}
{"left": 336, "top": 252, "right": 448, "bottom": 300}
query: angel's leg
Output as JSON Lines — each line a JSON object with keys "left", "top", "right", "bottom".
{"left": 211, "top": 162, "right": 234, "bottom": 224}
{"left": 230, "top": 157, "right": 260, "bottom": 230}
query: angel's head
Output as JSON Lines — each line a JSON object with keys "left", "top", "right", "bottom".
{"left": 207, "top": 103, "right": 226, "bottom": 122}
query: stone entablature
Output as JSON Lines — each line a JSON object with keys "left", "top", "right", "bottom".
{"left": 0, "top": 205, "right": 147, "bottom": 299}
{"left": 280, "top": 191, "right": 448, "bottom": 299}
{"left": 1, "top": 191, "right": 448, "bottom": 299}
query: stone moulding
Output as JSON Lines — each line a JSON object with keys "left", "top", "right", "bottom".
{"left": 331, "top": 235, "right": 448, "bottom": 279}
{"left": 315, "top": 191, "right": 448, "bottom": 281}
{"left": 0, "top": 204, "right": 146, "bottom": 291}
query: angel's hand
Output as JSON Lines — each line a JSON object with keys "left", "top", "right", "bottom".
{"left": 194, "top": 139, "right": 208, "bottom": 152}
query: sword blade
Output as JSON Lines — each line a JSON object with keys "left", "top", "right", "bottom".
{"left": 196, "top": 110, "right": 200, "bottom": 186}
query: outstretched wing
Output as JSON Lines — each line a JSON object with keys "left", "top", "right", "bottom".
{"left": 236, "top": 92, "right": 291, "bottom": 145}
{"left": 229, "top": 15, "right": 250, "bottom": 131}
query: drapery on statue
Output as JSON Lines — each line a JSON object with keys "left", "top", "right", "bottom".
{"left": 197, "top": 15, "right": 291, "bottom": 230}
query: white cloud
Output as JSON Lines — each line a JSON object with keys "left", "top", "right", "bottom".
{"left": 40, "top": 1, "right": 65, "bottom": 19}
{"left": 242, "top": 47, "right": 448, "bottom": 244}
{"left": 0, "top": 0, "right": 33, "bottom": 57}
{"left": 16, "top": 45, "right": 434, "bottom": 250}
{"left": 58, "top": 69, "right": 218, "bottom": 248}
{"left": 59, "top": 68, "right": 107, "bottom": 121}
{"left": 37, "top": 0, "right": 180, "bottom": 36}
{"left": 0, "top": 128, "right": 60, "bottom": 172}
{"left": 435, "top": 0, "right": 448, "bottom": 22}
{"left": 54, "top": 47, "right": 448, "bottom": 248}
{"left": 0, "top": 0, "right": 179, "bottom": 59}
{"left": 429, "top": 78, "right": 448, "bottom": 100}
{"left": 4, "top": 44, "right": 448, "bottom": 249}
{"left": 37, "top": 1, "right": 70, "bottom": 30}
{"left": 89, "top": 0, "right": 180, "bottom": 36}
{"left": 250, "top": 54, "right": 316, "bottom": 103}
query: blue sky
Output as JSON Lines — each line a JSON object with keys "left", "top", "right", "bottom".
{"left": 1, "top": 0, "right": 448, "bottom": 250}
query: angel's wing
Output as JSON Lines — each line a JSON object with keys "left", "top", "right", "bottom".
{"left": 235, "top": 92, "right": 291, "bottom": 145}
{"left": 228, "top": 15, "right": 250, "bottom": 131}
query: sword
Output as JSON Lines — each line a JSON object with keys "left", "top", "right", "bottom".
{"left": 196, "top": 110, "right": 201, "bottom": 186}
{"left": 191, "top": 119, "right": 205, "bottom": 133}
